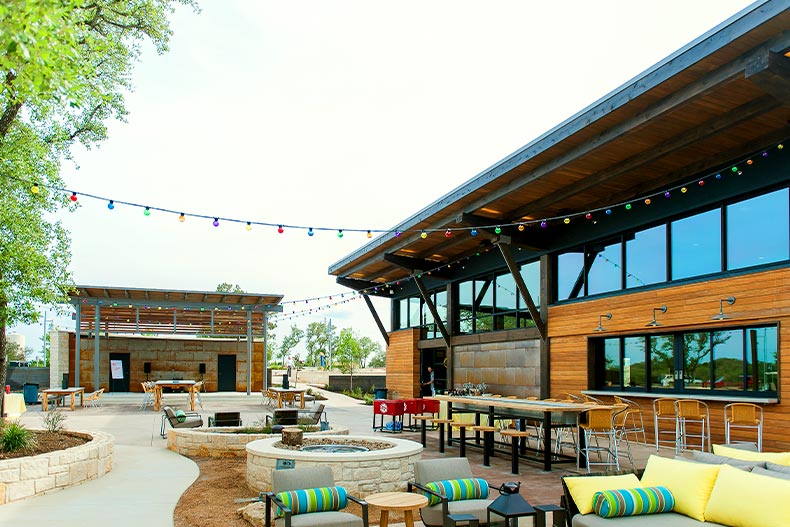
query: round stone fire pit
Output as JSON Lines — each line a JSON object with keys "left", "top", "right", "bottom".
{"left": 246, "top": 434, "right": 422, "bottom": 495}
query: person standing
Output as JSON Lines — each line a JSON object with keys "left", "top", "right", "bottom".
{"left": 286, "top": 355, "right": 294, "bottom": 378}
{"left": 422, "top": 366, "right": 435, "bottom": 396}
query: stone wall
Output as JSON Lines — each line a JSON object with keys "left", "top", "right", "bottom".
{"left": 167, "top": 426, "right": 349, "bottom": 457}
{"left": 453, "top": 337, "right": 541, "bottom": 398}
{"left": 0, "top": 430, "right": 113, "bottom": 505}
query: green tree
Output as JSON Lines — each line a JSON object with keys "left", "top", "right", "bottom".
{"left": 0, "top": 0, "right": 196, "bottom": 410}
{"left": 276, "top": 325, "right": 304, "bottom": 365}
{"left": 215, "top": 282, "right": 244, "bottom": 293}
{"left": 4, "top": 341, "right": 26, "bottom": 361}
{"left": 305, "top": 321, "right": 335, "bottom": 368}
{"left": 358, "top": 336, "right": 381, "bottom": 369}
{"left": 368, "top": 347, "right": 386, "bottom": 368}
{"left": 334, "top": 328, "right": 367, "bottom": 389}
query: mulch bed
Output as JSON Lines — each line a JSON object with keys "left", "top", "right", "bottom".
{"left": 0, "top": 430, "right": 88, "bottom": 460}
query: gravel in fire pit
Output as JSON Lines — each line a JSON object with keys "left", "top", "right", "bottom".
{"left": 273, "top": 437, "right": 395, "bottom": 451}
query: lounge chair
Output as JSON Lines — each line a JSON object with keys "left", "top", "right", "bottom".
{"left": 408, "top": 457, "right": 501, "bottom": 526}
{"left": 297, "top": 403, "right": 328, "bottom": 428}
{"left": 265, "top": 466, "right": 369, "bottom": 527}
{"left": 160, "top": 405, "right": 203, "bottom": 437}
{"left": 84, "top": 388, "right": 104, "bottom": 407}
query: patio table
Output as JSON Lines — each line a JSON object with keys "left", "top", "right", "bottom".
{"left": 153, "top": 380, "right": 197, "bottom": 411}
{"left": 41, "top": 387, "right": 85, "bottom": 411}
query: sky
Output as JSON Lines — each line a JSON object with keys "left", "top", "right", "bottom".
{"left": 10, "top": 0, "right": 758, "bottom": 359}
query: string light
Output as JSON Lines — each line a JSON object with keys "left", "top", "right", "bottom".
{"left": 337, "top": 230, "right": 344, "bottom": 238}
{"left": 179, "top": 213, "right": 185, "bottom": 222}
{"left": 246, "top": 222, "right": 252, "bottom": 231}
{"left": 277, "top": 225, "right": 284, "bottom": 234}
{"left": 31, "top": 183, "right": 39, "bottom": 194}
{"left": 144, "top": 207, "right": 150, "bottom": 216}
{"left": 420, "top": 231, "right": 427, "bottom": 239}
{"left": 212, "top": 218, "right": 219, "bottom": 227}
{"left": 107, "top": 200, "right": 115, "bottom": 210}
{"left": 366, "top": 230, "right": 372, "bottom": 238}
{"left": 70, "top": 192, "right": 78, "bottom": 202}
{"left": 308, "top": 227, "right": 314, "bottom": 236}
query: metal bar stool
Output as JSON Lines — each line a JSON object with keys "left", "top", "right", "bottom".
{"left": 412, "top": 414, "right": 433, "bottom": 447}
{"left": 652, "top": 397, "right": 678, "bottom": 452}
{"left": 614, "top": 395, "right": 647, "bottom": 445}
{"left": 724, "top": 402, "right": 762, "bottom": 452}
{"left": 674, "top": 399, "right": 710, "bottom": 453}
{"left": 452, "top": 421, "right": 477, "bottom": 458}
{"left": 500, "top": 428, "right": 531, "bottom": 474}
{"left": 430, "top": 418, "right": 453, "bottom": 453}
{"left": 577, "top": 407, "right": 619, "bottom": 473}
{"left": 472, "top": 425, "right": 497, "bottom": 467}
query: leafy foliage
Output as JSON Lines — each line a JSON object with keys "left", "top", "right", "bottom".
{"left": 0, "top": 421, "right": 36, "bottom": 452}
{"left": 40, "top": 408, "right": 67, "bottom": 433}
{"left": 275, "top": 325, "right": 304, "bottom": 364}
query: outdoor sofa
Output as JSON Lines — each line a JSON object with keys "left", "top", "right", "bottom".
{"left": 562, "top": 445, "right": 790, "bottom": 527}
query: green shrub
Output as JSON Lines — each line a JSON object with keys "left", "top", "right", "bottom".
{"left": 1, "top": 422, "right": 37, "bottom": 453}
{"left": 40, "top": 409, "right": 67, "bottom": 433}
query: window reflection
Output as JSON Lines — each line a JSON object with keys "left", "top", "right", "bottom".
{"left": 458, "top": 281, "right": 474, "bottom": 334}
{"left": 727, "top": 189, "right": 789, "bottom": 270}
{"left": 746, "top": 326, "right": 778, "bottom": 392}
{"left": 588, "top": 240, "right": 622, "bottom": 295}
{"left": 399, "top": 298, "right": 408, "bottom": 330}
{"left": 604, "top": 339, "right": 620, "bottom": 388}
{"left": 624, "top": 337, "right": 646, "bottom": 389}
{"left": 711, "top": 330, "right": 743, "bottom": 391}
{"left": 682, "top": 332, "right": 711, "bottom": 390}
{"left": 558, "top": 252, "right": 585, "bottom": 300}
{"left": 650, "top": 335, "right": 675, "bottom": 389}
{"left": 671, "top": 208, "right": 721, "bottom": 280}
{"left": 521, "top": 261, "right": 540, "bottom": 307}
{"left": 626, "top": 225, "right": 666, "bottom": 288}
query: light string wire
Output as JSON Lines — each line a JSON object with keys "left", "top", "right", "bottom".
{"left": 3, "top": 141, "right": 782, "bottom": 238}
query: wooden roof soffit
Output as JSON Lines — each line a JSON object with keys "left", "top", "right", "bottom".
{"left": 459, "top": 213, "right": 548, "bottom": 251}
{"left": 335, "top": 276, "right": 387, "bottom": 295}
{"left": 746, "top": 48, "right": 790, "bottom": 104}
{"left": 383, "top": 253, "right": 453, "bottom": 279}
{"left": 496, "top": 242, "right": 547, "bottom": 342}
{"left": 362, "top": 294, "right": 389, "bottom": 346}
{"left": 413, "top": 275, "right": 451, "bottom": 349}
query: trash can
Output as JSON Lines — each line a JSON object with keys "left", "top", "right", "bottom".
{"left": 282, "top": 373, "right": 289, "bottom": 389}
{"left": 62, "top": 373, "right": 69, "bottom": 389}
{"left": 22, "top": 383, "right": 39, "bottom": 405}
{"left": 374, "top": 388, "right": 388, "bottom": 400}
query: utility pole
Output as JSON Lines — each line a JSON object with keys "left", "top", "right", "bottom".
{"left": 327, "top": 318, "right": 333, "bottom": 369}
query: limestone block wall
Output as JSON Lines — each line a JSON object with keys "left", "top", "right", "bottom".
{"left": 49, "top": 331, "right": 70, "bottom": 390}
{"left": 0, "top": 430, "right": 113, "bottom": 505}
{"left": 453, "top": 337, "right": 541, "bottom": 398}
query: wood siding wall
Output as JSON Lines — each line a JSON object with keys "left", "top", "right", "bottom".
{"left": 548, "top": 267, "right": 790, "bottom": 450}
{"left": 67, "top": 334, "right": 264, "bottom": 392}
{"left": 386, "top": 329, "right": 421, "bottom": 398}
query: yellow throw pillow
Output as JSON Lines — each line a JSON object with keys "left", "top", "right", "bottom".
{"left": 712, "top": 444, "right": 790, "bottom": 465}
{"left": 705, "top": 464, "right": 790, "bottom": 527}
{"left": 564, "top": 474, "right": 641, "bottom": 515}
{"left": 640, "top": 455, "right": 719, "bottom": 521}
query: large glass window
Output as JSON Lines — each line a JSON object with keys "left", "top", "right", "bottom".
{"left": 727, "top": 189, "right": 789, "bottom": 270}
{"left": 587, "top": 240, "right": 622, "bottom": 295}
{"left": 671, "top": 209, "right": 721, "bottom": 280}
{"left": 475, "top": 279, "right": 494, "bottom": 332}
{"left": 626, "top": 225, "right": 666, "bottom": 288}
{"left": 558, "top": 252, "right": 584, "bottom": 300}
{"left": 521, "top": 261, "right": 540, "bottom": 307}
{"left": 398, "top": 298, "right": 408, "bottom": 330}
{"left": 458, "top": 280, "right": 474, "bottom": 334}
{"left": 408, "top": 297, "right": 421, "bottom": 327}
{"left": 594, "top": 325, "right": 777, "bottom": 398}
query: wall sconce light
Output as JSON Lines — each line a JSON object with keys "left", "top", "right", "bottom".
{"left": 712, "top": 296, "right": 736, "bottom": 320}
{"left": 594, "top": 313, "right": 612, "bottom": 332}
{"left": 646, "top": 305, "right": 667, "bottom": 327}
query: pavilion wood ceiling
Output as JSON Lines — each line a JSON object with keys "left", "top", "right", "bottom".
{"left": 329, "top": 5, "right": 790, "bottom": 290}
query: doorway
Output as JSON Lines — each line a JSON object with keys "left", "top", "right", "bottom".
{"left": 217, "top": 354, "right": 236, "bottom": 391}
{"left": 108, "top": 353, "right": 130, "bottom": 392}
{"left": 420, "top": 348, "right": 447, "bottom": 396}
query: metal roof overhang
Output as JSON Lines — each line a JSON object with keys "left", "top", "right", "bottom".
{"left": 69, "top": 285, "right": 284, "bottom": 336}
{"left": 328, "top": 0, "right": 790, "bottom": 294}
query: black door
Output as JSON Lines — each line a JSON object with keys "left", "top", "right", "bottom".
{"left": 217, "top": 355, "right": 236, "bottom": 391}
{"left": 109, "top": 353, "right": 130, "bottom": 392}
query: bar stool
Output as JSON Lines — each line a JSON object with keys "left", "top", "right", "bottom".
{"left": 652, "top": 398, "right": 677, "bottom": 452}
{"left": 430, "top": 418, "right": 453, "bottom": 453}
{"left": 577, "top": 407, "right": 619, "bottom": 473}
{"left": 452, "top": 421, "right": 477, "bottom": 458}
{"left": 614, "top": 395, "right": 646, "bottom": 445}
{"left": 674, "top": 399, "right": 710, "bottom": 453}
{"left": 472, "top": 425, "right": 497, "bottom": 467}
{"left": 412, "top": 414, "right": 432, "bottom": 447}
{"left": 724, "top": 403, "right": 763, "bottom": 451}
{"left": 612, "top": 404, "right": 634, "bottom": 468}
{"left": 500, "top": 428, "right": 531, "bottom": 474}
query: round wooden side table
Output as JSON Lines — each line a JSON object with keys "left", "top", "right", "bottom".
{"left": 365, "top": 491, "right": 428, "bottom": 527}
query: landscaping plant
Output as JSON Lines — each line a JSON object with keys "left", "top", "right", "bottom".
{"left": 0, "top": 421, "right": 36, "bottom": 452}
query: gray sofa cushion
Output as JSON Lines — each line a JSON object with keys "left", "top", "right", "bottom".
{"left": 274, "top": 511, "right": 363, "bottom": 527}
{"left": 572, "top": 512, "right": 728, "bottom": 527}
{"left": 419, "top": 498, "right": 502, "bottom": 526}
{"left": 751, "top": 466, "right": 790, "bottom": 481}
{"left": 765, "top": 461, "right": 790, "bottom": 474}
{"left": 689, "top": 451, "right": 766, "bottom": 470}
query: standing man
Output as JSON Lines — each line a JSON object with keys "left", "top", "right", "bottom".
{"left": 286, "top": 355, "right": 294, "bottom": 378}
{"left": 422, "top": 366, "right": 435, "bottom": 396}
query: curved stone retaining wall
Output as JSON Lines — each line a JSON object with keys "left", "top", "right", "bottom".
{"left": 246, "top": 435, "right": 423, "bottom": 495}
{"left": 0, "top": 430, "right": 113, "bottom": 505}
{"left": 167, "top": 425, "right": 349, "bottom": 457}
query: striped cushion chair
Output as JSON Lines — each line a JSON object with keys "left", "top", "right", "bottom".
{"left": 264, "top": 466, "right": 369, "bottom": 527}
{"left": 409, "top": 458, "right": 502, "bottom": 526}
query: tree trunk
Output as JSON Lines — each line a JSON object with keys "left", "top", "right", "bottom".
{"left": 0, "top": 300, "right": 7, "bottom": 414}
{"left": 281, "top": 427, "right": 303, "bottom": 447}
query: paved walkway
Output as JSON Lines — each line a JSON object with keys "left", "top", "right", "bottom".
{"left": 0, "top": 383, "right": 661, "bottom": 526}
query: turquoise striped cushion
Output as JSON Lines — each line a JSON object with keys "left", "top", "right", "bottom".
{"left": 275, "top": 486, "right": 348, "bottom": 517}
{"left": 424, "top": 478, "right": 489, "bottom": 507}
{"left": 593, "top": 486, "right": 674, "bottom": 518}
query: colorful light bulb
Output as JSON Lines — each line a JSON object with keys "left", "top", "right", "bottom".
{"left": 494, "top": 226, "right": 502, "bottom": 234}
{"left": 144, "top": 207, "right": 150, "bottom": 216}
{"left": 277, "top": 225, "right": 284, "bottom": 234}
{"left": 625, "top": 203, "right": 632, "bottom": 210}
{"left": 31, "top": 184, "right": 39, "bottom": 194}
{"left": 178, "top": 213, "right": 185, "bottom": 222}
{"left": 395, "top": 231, "right": 401, "bottom": 237}
{"left": 420, "top": 231, "right": 427, "bottom": 239}
{"left": 337, "top": 230, "right": 344, "bottom": 238}
{"left": 107, "top": 200, "right": 115, "bottom": 210}
{"left": 664, "top": 191, "right": 671, "bottom": 198}
{"left": 585, "top": 213, "right": 592, "bottom": 220}
{"left": 308, "top": 227, "right": 314, "bottom": 236}
{"left": 540, "top": 221, "right": 547, "bottom": 228}
{"left": 70, "top": 192, "right": 78, "bottom": 202}
{"left": 518, "top": 224, "right": 525, "bottom": 231}
{"left": 644, "top": 198, "right": 651, "bottom": 205}
{"left": 681, "top": 187, "right": 687, "bottom": 193}
{"left": 445, "top": 229, "right": 452, "bottom": 238}
{"left": 212, "top": 218, "right": 219, "bottom": 227}
{"left": 471, "top": 228, "right": 478, "bottom": 237}
{"left": 245, "top": 222, "right": 252, "bottom": 231}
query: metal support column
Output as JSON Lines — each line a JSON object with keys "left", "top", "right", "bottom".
{"left": 94, "top": 303, "right": 101, "bottom": 390}
{"left": 74, "top": 303, "right": 81, "bottom": 387}
{"left": 246, "top": 310, "right": 252, "bottom": 395}
{"left": 262, "top": 311, "right": 269, "bottom": 391}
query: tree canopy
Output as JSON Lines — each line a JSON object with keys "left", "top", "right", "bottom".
{"left": 1, "top": 0, "right": 197, "bottom": 405}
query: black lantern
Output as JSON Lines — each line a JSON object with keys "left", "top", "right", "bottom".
{"left": 486, "top": 482, "right": 536, "bottom": 527}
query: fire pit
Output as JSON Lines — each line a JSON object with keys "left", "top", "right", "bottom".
{"left": 246, "top": 434, "right": 422, "bottom": 495}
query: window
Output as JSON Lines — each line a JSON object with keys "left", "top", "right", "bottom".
{"left": 558, "top": 252, "right": 584, "bottom": 300}
{"left": 671, "top": 208, "right": 721, "bottom": 280}
{"left": 727, "top": 189, "right": 789, "bottom": 270}
{"left": 626, "top": 225, "right": 666, "bottom": 288}
{"left": 398, "top": 298, "right": 408, "bottom": 330}
{"left": 594, "top": 325, "right": 777, "bottom": 398}
{"left": 587, "top": 240, "right": 622, "bottom": 295}
{"left": 458, "top": 280, "right": 474, "bottom": 334}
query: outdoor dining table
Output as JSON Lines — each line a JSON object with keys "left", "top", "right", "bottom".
{"left": 429, "top": 394, "right": 602, "bottom": 471}
{"left": 41, "top": 387, "right": 85, "bottom": 411}
{"left": 153, "top": 380, "right": 198, "bottom": 411}
{"left": 268, "top": 387, "right": 307, "bottom": 408}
